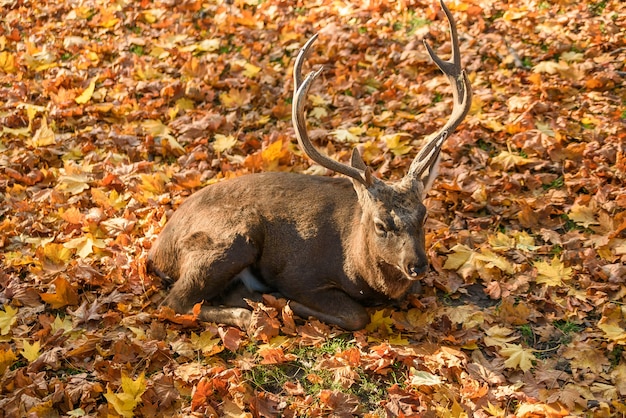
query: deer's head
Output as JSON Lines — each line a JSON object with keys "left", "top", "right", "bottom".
{"left": 292, "top": 0, "right": 471, "bottom": 281}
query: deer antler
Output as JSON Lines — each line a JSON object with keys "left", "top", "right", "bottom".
{"left": 405, "top": 0, "right": 472, "bottom": 183}
{"left": 292, "top": 35, "right": 371, "bottom": 186}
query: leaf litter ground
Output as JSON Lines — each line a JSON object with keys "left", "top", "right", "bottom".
{"left": 0, "top": 0, "right": 625, "bottom": 416}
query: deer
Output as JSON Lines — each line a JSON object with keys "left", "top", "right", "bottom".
{"left": 147, "top": 0, "right": 471, "bottom": 331}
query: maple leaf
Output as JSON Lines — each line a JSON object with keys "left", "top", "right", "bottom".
{"left": 30, "top": 116, "right": 56, "bottom": 147}
{"left": 0, "top": 51, "right": 17, "bottom": 73}
{"left": 382, "top": 133, "right": 412, "bottom": 156}
{"left": 409, "top": 369, "right": 443, "bottom": 386}
{"left": 20, "top": 340, "right": 41, "bottom": 362}
{"left": 56, "top": 173, "right": 91, "bottom": 195}
{"left": 69, "top": 231, "right": 109, "bottom": 258}
{"left": 190, "top": 330, "right": 223, "bottom": 356}
{"left": 491, "top": 150, "right": 534, "bottom": 171}
{"left": 75, "top": 77, "right": 97, "bottom": 104}
{"left": 0, "top": 305, "right": 18, "bottom": 336}
{"left": 51, "top": 315, "right": 74, "bottom": 335}
{"left": 597, "top": 304, "right": 626, "bottom": 345}
{"left": 40, "top": 276, "right": 79, "bottom": 309}
{"left": 104, "top": 372, "right": 147, "bottom": 418}
{"left": 499, "top": 344, "right": 536, "bottom": 372}
{"left": 365, "top": 309, "right": 393, "bottom": 333}
{"left": 213, "top": 134, "right": 238, "bottom": 153}
{"left": 0, "top": 349, "right": 17, "bottom": 375}
{"left": 483, "top": 326, "right": 518, "bottom": 348}
{"left": 534, "top": 257, "right": 572, "bottom": 286}
{"left": 568, "top": 202, "right": 599, "bottom": 228}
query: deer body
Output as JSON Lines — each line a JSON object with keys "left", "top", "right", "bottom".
{"left": 149, "top": 171, "right": 427, "bottom": 330}
{"left": 148, "top": 1, "right": 471, "bottom": 330}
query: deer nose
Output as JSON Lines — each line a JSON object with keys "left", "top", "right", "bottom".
{"left": 408, "top": 263, "right": 428, "bottom": 277}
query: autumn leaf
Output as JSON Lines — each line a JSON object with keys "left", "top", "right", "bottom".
{"left": 499, "top": 344, "right": 536, "bottom": 372}
{"left": 56, "top": 173, "right": 91, "bottom": 195}
{"left": 29, "top": 117, "right": 56, "bottom": 147}
{"left": 20, "top": 340, "right": 41, "bottom": 362}
{"left": 597, "top": 305, "right": 626, "bottom": 345}
{"left": 213, "top": 133, "right": 238, "bottom": 153}
{"left": 0, "top": 349, "right": 17, "bottom": 375}
{"left": 534, "top": 257, "right": 572, "bottom": 286}
{"left": 104, "top": 372, "right": 147, "bottom": 418}
{"left": 40, "top": 277, "right": 79, "bottom": 309}
{"left": 568, "top": 202, "right": 599, "bottom": 228}
{"left": 409, "top": 369, "right": 443, "bottom": 386}
{"left": 190, "top": 330, "right": 223, "bottom": 356}
{"left": 0, "top": 305, "right": 18, "bottom": 336}
{"left": 63, "top": 233, "right": 107, "bottom": 258}
{"left": 365, "top": 309, "right": 393, "bottom": 333}
{"left": 75, "top": 77, "right": 97, "bottom": 104}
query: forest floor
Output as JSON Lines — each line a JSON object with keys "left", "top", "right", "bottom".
{"left": 1, "top": 0, "right": 625, "bottom": 416}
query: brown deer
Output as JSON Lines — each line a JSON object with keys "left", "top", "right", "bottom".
{"left": 148, "top": 0, "right": 471, "bottom": 330}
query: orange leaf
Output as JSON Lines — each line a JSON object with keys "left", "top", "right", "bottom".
{"left": 40, "top": 277, "right": 79, "bottom": 309}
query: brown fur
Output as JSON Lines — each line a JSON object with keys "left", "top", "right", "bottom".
{"left": 148, "top": 172, "right": 428, "bottom": 330}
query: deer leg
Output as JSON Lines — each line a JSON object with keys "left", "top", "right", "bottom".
{"left": 162, "top": 233, "right": 259, "bottom": 328}
{"left": 288, "top": 289, "right": 371, "bottom": 331}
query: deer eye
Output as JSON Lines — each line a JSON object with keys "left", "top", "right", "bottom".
{"left": 374, "top": 219, "right": 388, "bottom": 237}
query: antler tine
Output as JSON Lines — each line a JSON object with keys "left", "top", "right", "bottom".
{"left": 406, "top": 0, "right": 472, "bottom": 182}
{"left": 292, "top": 35, "right": 369, "bottom": 186}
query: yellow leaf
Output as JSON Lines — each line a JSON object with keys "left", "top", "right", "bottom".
{"left": 261, "top": 139, "right": 285, "bottom": 171}
{"left": 568, "top": 203, "right": 599, "bottom": 228}
{"left": 20, "top": 340, "right": 41, "bottom": 362}
{"left": 191, "top": 330, "right": 223, "bottom": 355}
{"left": 56, "top": 173, "right": 90, "bottom": 195}
{"left": 104, "top": 372, "right": 147, "bottom": 418}
{"left": 388, "top": 333, "right": 409, "bottom": 345}
{"left": 382, "top": 133, "right": 412, "bottom": 156}
{"left": 40, "top": 242, "right": 73, "bottom": 271}
{"left": 484, "top": 325, "right": 518, "bottom": 348}
{"left": 0, "top": 305, "right": 18, "bottom": 336}
{"left": 140, "top": 173, "right": 167, "bottom": 195}
{"left": 51, "top": 315, "right": 74, "bottom": 335}
{"left": 598, "top": 305, "right": 626, "bottom": 345}
{"left": 499, "top": 344, "right": 536, "bottom": 372}
{"left": 365, "top": 309, "right": 393, "bottom": 333}
{"left": 75, "top": 77, "right": 97, "bottom": 104}
{"left": 534, "top": 257, "right": 572, "bottom": 286}
{"left": 491, "top": 150, "right": 533, "bottom": 170}
{"left": 219, "top": 89, "right": 250, "bottom": 109}
{"left": 243, "top": 62, "right": 261, "bottom": 78}
{"left": 332, "top": 128, "right": 360, "bottom": 143}
{"left": 0, "top": 51, "right": 17, "bottom": 73}
{"left": 30, "top": 117, "right": 56, "bottom": 147}
{"left": 91, "top": 188, "right": 127, "bottom": 211}
{"left": 213, "top": 134, "right": 238, "bottom": 153}
{"left": 63, "top": 233, "right": 107, "bottom": 258}
{"left": 475, "top": 249, "right": 515, "bottom": 275}
{"left": 0, "top": 349, "right": 17, "bottom": 375}
{"left": 488, "top": 232, "right": 515, "bottom": 251}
